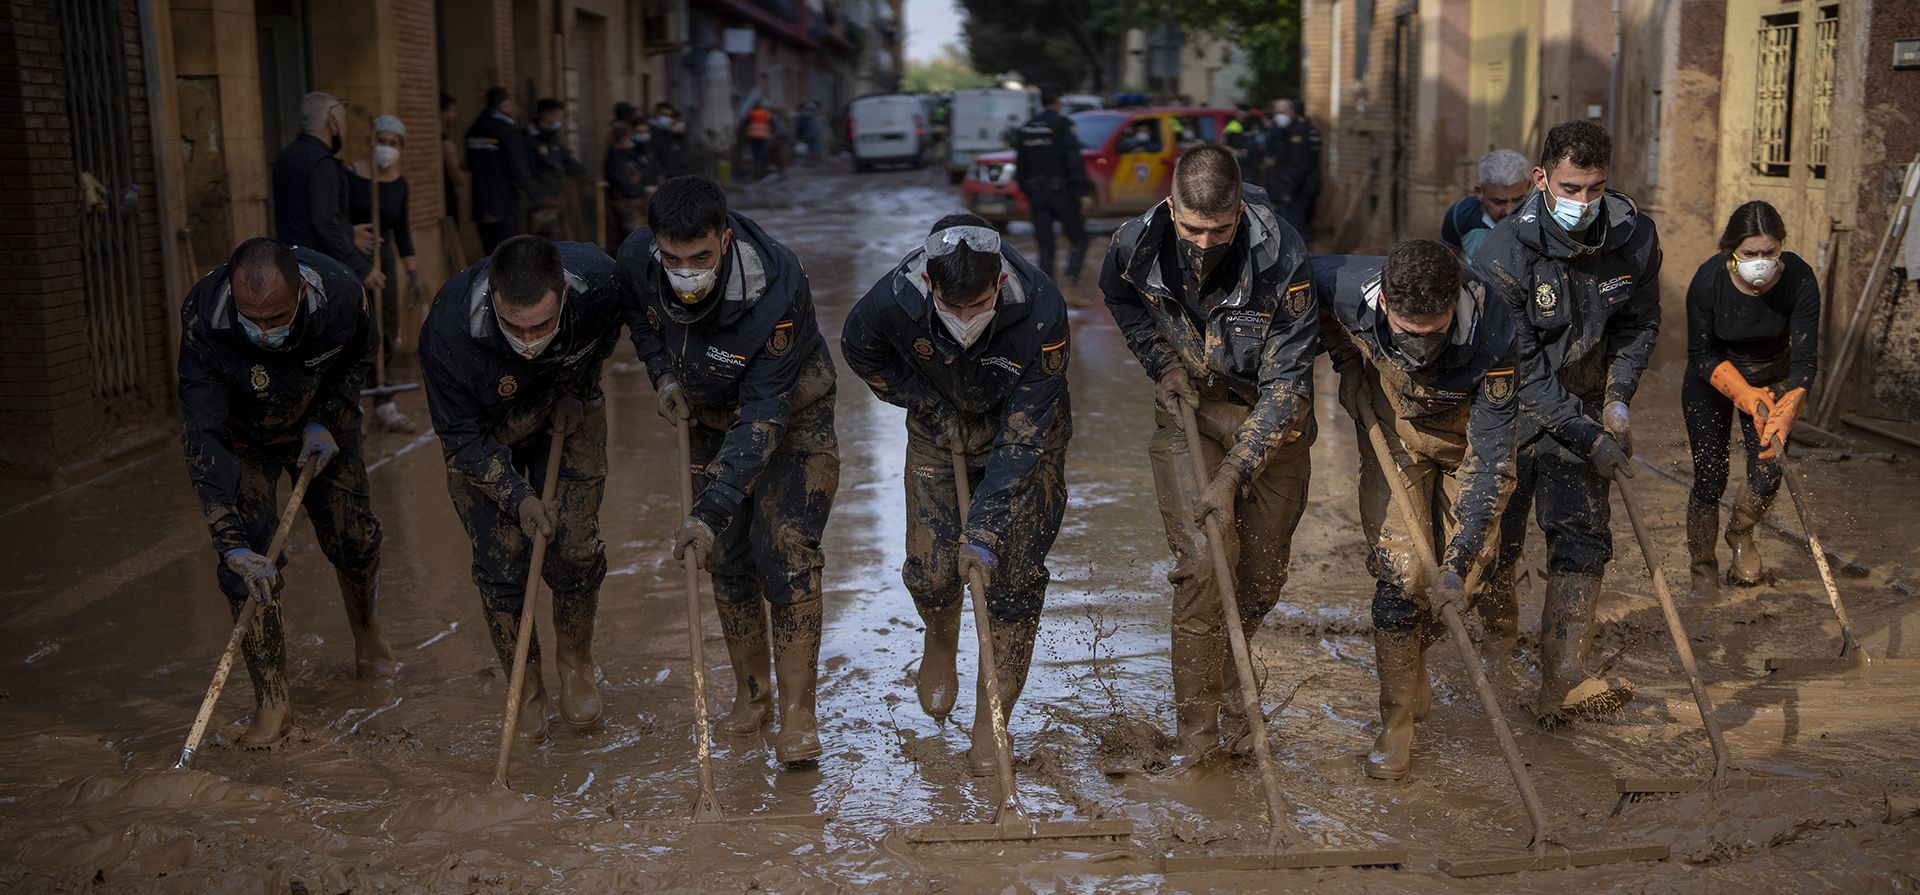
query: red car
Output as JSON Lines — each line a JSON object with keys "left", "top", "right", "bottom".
{"left": 961, "top": 107, "right": 1244, "bottom": 225}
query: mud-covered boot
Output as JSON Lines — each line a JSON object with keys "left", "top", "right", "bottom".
{"left": 968, "top": 615, "right": 1039, "bottom": 777}
{"left": 1687, "top": 500, "right": 1721, "bottom": 599}
{"left": 1364, "top": 627, "right": 1422, "bottom": 780}
{"left": 714, "top": 598, "right": 772, "bottom": 736}
{"left": 240, "top": 600, "right": 296, "bottom": 748}
{"left": 1473, "top": 578, "right": 1524, "bottom": 696}
{"left": 916, "top": 600, "right": 962, "bottom": 721}
{"left": 553, "top": 592, "right": 603, "bottom": 730}
{"left": 336, "top": 564, "right": 396, "bottom": 679}
{"left": 1725, "top": 486, "right": 1773, "bottom": 587}
{"left": 771, "top": 597, "right": 824, "bottom": 764}
{"left": 1170, "top": 640, "right": 1222, "bottom": 764}
{"left": 1535, "top": 574, "right": 1632, "bottom": 723}
{"left": 485, "top": 609, "right": 549, "bottom": 741}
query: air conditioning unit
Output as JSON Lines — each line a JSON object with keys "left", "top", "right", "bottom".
{"left": 644, "top": 11, "right": 684, "bottom": 54}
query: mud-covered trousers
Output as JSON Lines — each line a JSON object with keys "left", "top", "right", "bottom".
{"left": 446, "top": 405, "right": 608, "bottom": 663}
{"left": 901, "top": 428, "right": 1067, "bottom": 627}
{"left": 1682, "top": 372, "right": 1785, "bottom": 507}
{"left": 1490, "top": 425, "right": 1612, "bottom": 583}
{"left": 215, "top": 424, "right": 383, "bottom": 700}
{"left": 1355, "top": 388, "right": 1512, "bottom": 634}
{"left": 691, "top": 387, "right": 840, "bottom": 610}
{"left": 1148, "top": 396, "right": 1311, "bottom": 715}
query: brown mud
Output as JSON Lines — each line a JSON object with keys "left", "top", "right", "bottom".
{"left": 3, "top": 166, "right": 1918, "bottom": 892}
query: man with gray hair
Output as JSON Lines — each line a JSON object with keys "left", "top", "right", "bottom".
{"left": 1101, "top": 144, "right": 1319, "bottom": 765}
{"left": 272, "top": 91, "right": 383, "bottom": 294}
{"left": 1440, "top": 148, "right": 1531, "bottom": 263}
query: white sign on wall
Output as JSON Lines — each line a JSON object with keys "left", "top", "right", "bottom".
{"left": 723, "top": 28, "right": 755, "bottom": 55}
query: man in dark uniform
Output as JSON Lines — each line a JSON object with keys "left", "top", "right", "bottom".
{"left": 1473, "top": 121, "right": 1661, "bottom": 724}
{"left": 528, "top": 98, "right": 586, "bottom": 240}
{"left": 420, "top": 236, "right": 626, "bottom": 740}
{"left": 1264, "top": 99, "right": 1322, "bottom": 240}
{"left": 467, "top": 87, "right": 537, "bottom": 254}
{"left": 1315, "top": 244, "right": 1518, "bottom": 780}
{"left": 272, "top": 91, "right": 381, "bottom": 295}
{"left": 1013, "top": 90, "right": 1092, "bottom": 284}
{"left": 1101, "top": 145, "right": 1318, "bottom": 762}
{"left": 178, "top": 238, "right": 395, "bottom": 748}
{"left": 617, "top": 175, "right": 839, "bottom": 766}
{"left": 842, "top": 213, "right": 1072, "bottom": 775}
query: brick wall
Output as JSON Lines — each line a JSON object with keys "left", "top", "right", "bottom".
{"left": 0, "top": 0, "right": 171, "bottom": 478}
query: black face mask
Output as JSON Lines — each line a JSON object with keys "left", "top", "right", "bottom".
{"left": 1179, "top": 238, "right": 1233, "bottom": 283}
{"left": 1391, "top": 328, "right": 1451, "bottom": 370}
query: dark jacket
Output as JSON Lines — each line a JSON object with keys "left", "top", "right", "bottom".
{"left": 1473, "top": 188, "right": 1662, "bottom": 452}
{"left": 178, "top": 245, "right": 372, "bottom": 552}
{"left": 529, "top": 127, "right": 586, "bottom": 208}
{"left": 1265, "top": 118, "right": 1322, "bottom": 203}
{"left": 271, "top": 133, "right": 371, "bottom": 278}
{"left": 1101, "top": 183, "right": 1318, "bottom": 479}
{"left": 617, "top": 211, "right": 833, "bottom": 532}
{"left": 605, "top": 145, "right": 653, "bottom": 199}
{"left": 1012, "top": 109, "right": 1089, "bottom": 196}
{"left": 419, "top": 241, "right": 624, "bottom": 512}
{"left": 842, "top": 241, "right": 1071, "bottom": 554}
{"left": 466, "top": 108, "right": 535, "bottom": 224}
{"left": 1314, "top": 254, "right": 1518, "bottom": 574}
{"left": 1439, "top": 195, "right": 1493, "bottom": 261}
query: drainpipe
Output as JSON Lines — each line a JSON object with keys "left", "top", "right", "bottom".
{"left": 138, "top": 0, "right": 185, "bottom": 394}
{"left": 1608, "top": 0, "right": 1621, "bottom": 136}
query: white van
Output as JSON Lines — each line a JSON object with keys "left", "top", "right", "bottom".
{"left": 948, "top": 87, "right": 1038, "bottom": 183}
{"left": 848, "top": 94, "right": 930, "bottom": 173}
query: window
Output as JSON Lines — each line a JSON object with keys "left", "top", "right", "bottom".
{"left": 1119, "top": 117, "right": 1164, "bottom": 153}
{"left": 1173, "top": 115, "right": 1215, "bottom": 149}
{"left": 1808, "top": 6, "right": 1839, "bottom": 178}
{"left": 1751, "top": 13, "right": 1799, "bottom": 177}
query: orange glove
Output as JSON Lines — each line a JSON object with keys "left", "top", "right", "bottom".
{"left": 1708, "top": 361, "right": 1774, "bottom": 421}
{"left": 1758, "top": 387, "right": 1806, "bottom": 460}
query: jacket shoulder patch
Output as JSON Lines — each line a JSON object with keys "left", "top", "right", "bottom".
{"left": 1284, "top": 279, "right": 1312, "bottom": 318}
{"left": 1041, "top": 337, "right": 1069, "bottom": 375}
{"left": 1483, "top": 368, "right": 1515, "bottom": 405}
{"left": 767, "top": 319, "right": 795, "bottom": 357}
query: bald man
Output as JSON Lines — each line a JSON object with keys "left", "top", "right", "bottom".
{"left": 272, "top": 91, "right": 383, "bottom": 294}
{"left": 178, "top": 238, "right": 393, "bottom": 749}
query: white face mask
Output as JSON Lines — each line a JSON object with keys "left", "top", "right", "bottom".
{"left": 240, "top": 314, "right": 292, "bottom": 349}
{"left": 1274, "top": 114, "right": 1292, "bottom": 128}
{"left": 373, "top": 145, "right": 400, "bottom": 169}
{"left": 501, "top": 322, "right": 558, "bottom": 360}
{"left": 1734, "top": 256, "right": 1779, "bottom": 287}
{"left": 666, "top": 267, "right": 717, "bottom": 304}
{"left": 937, "top": 307, "right": 996, "bottom": 349}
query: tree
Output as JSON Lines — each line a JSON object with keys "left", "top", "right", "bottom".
{"left": 901, "top": 43, "right": 1000, "bottom": 94}
{"left": 1126, "top": 0, "right": 1302, "bottom": 103}
{"left": 958, "top": 0, "right": 1133, "bottom": 93}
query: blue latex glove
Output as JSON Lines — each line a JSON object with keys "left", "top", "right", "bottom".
{"left": 1433, "top": 569, "right": 1467, "bottom": 615}
{"left": 297, "top": 421, "right": 338, "bottom": 471}
{"left": 959, "top": 543, "right": 997, "bottom": 584}
{"left": 1602, "top": 400, "right": 1631, "bottom": 457}
{"left": 223, "top": 547, "right": 280, "bottom": 603}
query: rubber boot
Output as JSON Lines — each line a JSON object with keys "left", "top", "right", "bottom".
{"left": 485, "top": 609, "right": 549, "bottom": 741}
{"left": 713, "top": 598, "right": 772, "bottom": 736}
{"left": 1687, "top": 499, "right": 1721, "bottom": 599}
{"left": 968, "top": 614, "right": 1039, "bottom": 777}
{"left": 770, "top": 597, "right": 824, "bottom": 764}
{"left": 336, "top": 564, "right": 396, "bottom": 679}
{"left": 1169, "top": 625, "right": 1222, "bottom": 762}
{"left": 1473, "top": 578, "right": 1524, "bottom": 697}
{"left": 240, "top": 599, "right": 295, "bottom": 748}
{"left": 916, "top": 600, "right": 962, "bottom": 721}
{"left": 1365, "top": 627, "right": 1423, "bottom": 780}
{"left": 1535, "top": 574, "right": 1632, "bottom": 723}
{"left": 553, "top": 591, "right": 603, "bottom": 730}
{"left": 1725, "top": 485, "right": 1773, "bottom": 587}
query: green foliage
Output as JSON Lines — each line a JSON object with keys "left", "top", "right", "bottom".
{"left": 902, "top": 43, "right": 1001, "bottom": 93}
{"left": 1130, "top": 0, "right": 1302, "bottom": 103}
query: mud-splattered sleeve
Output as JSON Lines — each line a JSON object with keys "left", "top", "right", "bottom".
{"left": 1100, "top": 226, "right": 1179, "bottom": 382}
{"left": 1604, "top": 226, "right": 1662, "bottom": 407}
{"left": 178, "top": 333, "right": 250, "bottom": 553}
{"left": 1786, "top": 259, "right": 1821, "bottom": 392}
{"left": 840, "top": 289, "right": 947, "bottom": 417}
{"left": 307, "top": 292, "right": 374, "bottom": 434}
{"left": 1316, "top": 300, "right": 1365, "bottom": 372}
{"left": 615, "top": 247, "right": 676, "bottom": 388}
{"left": 691, "top": 288, "right": 817, "bottom": 532}
{"left": 420, "top": 325, "right": 532, "bottom": 513}
{"left": 1221, "top": 268, "right": 1317, "bottom": 480}
{"left": 1444, "top": 351, "right": 1519, "bottom": 576}
{"left": 1478, "top": 249, "right": 1604, "bottom": 453}
{"left": 1684, "top": 261, "right": 1724, "bottom": 385}
{"left": 966, "top": 309, "right": 1070, "bottom": 554}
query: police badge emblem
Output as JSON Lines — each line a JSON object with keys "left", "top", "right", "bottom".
{"left": 913, "top": 337, "right": 935, "bottom": 359}
{"left": 1534, "top": 281, "right": 1558, "bottom": 316}
{"left": 1485, "top": 368, "right": 1515, "bottom": 404}
{"left": 767, "top": 320, "right": 794, "bottom": 357}
{"left": 249, "top": 364, "right": 269, "bottom": 393}
{"left": 498, "top": 375, "right": 518, "bottom": 398}
{"left": 1041, "top": 338, "right": 1068, "bottom": 375}
{"left": 647, "top": 307, "right": 662, "bottom": 331}
{"left": 1284, "top": 280, "right": 1311, "bottom": 318}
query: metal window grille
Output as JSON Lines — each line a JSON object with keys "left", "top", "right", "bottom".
{"left": 1752, "top": 15, "right": 1798, "bottom": 177}
{"left": 1808, "top": 7, "right": 1839, "bottom": 178}
{"left": 58, "top": 0, "right": 147, "bottom": 398}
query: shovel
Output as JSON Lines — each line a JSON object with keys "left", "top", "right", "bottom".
{"left": 901, "top": 433, "right": 1134, "bottom": 844}
{"left": 491, "top": 427, "right": 567, "bottom": 789}
{"left": 1355, "top": 399, "right": 1666, "bottom": 877}
{"left": 672, "top": 417, "right": 822, "bottom": 827}
{"left": 1159, "top": 397, "right": 1405, "bottom": 872}
{"left": 175, "top": 454, "right": 321, "bottom": 770}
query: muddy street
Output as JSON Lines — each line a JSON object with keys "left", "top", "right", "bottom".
{"left": 4, "top": 165, "right": 1920, "bottom": 893}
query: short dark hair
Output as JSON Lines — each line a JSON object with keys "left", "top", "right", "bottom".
{"left": 1717, "top": 200, "right": 1787, "bottom": 253}
{"left": 1171, "top": 144, "right": 1242, "bottom": 217}
{"left": 536, "top": 98, "right": 564, "bottom": 116}
{"left": 1382, "top": 239, "right": 1461, "bottom": 318}
{"left": 440, "top": 92, "right": 457, "bottom": 111}
{"left": 648, "top": 176, "right": 730, "bottom": 242}
{"left": 490, "top": 236, "right": 566, "bottom": 309}
{"left": 485, "top": 86, "right": 509, "bottom": 109}
{"left": 614, "top": 101, "right": 636, "bottom": 121}
{"left": 230, "top": 237, "right": 299, "bottom": 299}
{"left": 1540, "top": 120, "right": 1611, "bottom": 172}
{"left": 926, "top": 213, "right": 1000, "bottom": 302}
{"left": 1040, "top": 89, "right": 1060, "bottom": 107}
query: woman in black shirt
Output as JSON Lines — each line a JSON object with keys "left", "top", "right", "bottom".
{"left": 348, "top": 114, "right": 420, "bottom": 433}
{"left": 1682, "top": 200, "right": 1820, "bottom": 596}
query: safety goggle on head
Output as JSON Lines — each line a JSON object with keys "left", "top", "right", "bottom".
{"left": 923, "top": 225, "right": 1001, "bottom": 258}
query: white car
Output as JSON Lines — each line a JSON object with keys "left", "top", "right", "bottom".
{"left": 848, "top": 94, "right": 931, "bottom": 173}
{"left": 947, "top": 87, "right": 1038, "bottom": 184}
